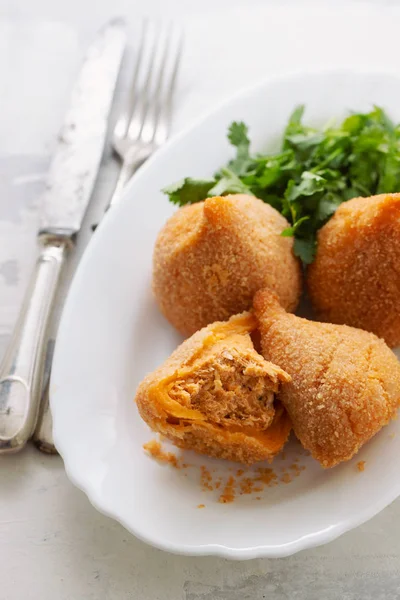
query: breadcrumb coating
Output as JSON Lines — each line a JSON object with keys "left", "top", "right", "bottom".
{"left": 254, "top": 289, "right": 400, "bottom": 468}
{"left": 136, "top": 312, "right": 292, "bottom": 464}
{"left": 308, "top": 193, "right": 400, "bottom": 347}
{"left": 153, "top": 194, "right": 302, "bottom": 336}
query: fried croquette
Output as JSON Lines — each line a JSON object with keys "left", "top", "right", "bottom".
{"left": 136, "top": 312, "right": 292, "bottom": 464}
{"left": 153, "top": 194, "right": 302, "bottom": 336}
{"left": 308, "top": 193, "right": 400, "bottom": 347}
{"left": 254, "top": 288, "right": 400, "bottom": 468}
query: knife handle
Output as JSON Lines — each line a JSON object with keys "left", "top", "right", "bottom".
{"left": 0, "top": 239, "right": 67, "bottom": 453}
{"left": 32, "top": 377, "right": 57, "bottom": 454}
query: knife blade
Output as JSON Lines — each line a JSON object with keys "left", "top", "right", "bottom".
{"left": 0, "top": 18, "right": 126, "bottom": 453}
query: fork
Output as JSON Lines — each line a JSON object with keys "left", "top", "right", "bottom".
{"left": 105, "top": 20, "right": 182, "bottom": 211}
{"left": 33, "top": 21, "right": 183, "bottom": 453}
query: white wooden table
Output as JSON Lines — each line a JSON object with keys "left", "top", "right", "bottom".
{"left": 2, "top": 1, "right": 400, "bottom": 598}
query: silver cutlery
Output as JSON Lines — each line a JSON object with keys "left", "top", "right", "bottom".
{"left": 33, "top": 340, "right": 56, "bottom": 453}
{"left": 0, "top": 18, "right": 127, "bottom": 454}
{"left": 33, "top": 379, "right": 54, "bottom": 453}
{"left": 33, "top": 21, "right": 183, "bottom": 454}
{"left": 105, "top": 20, "right": 183, "bottom": 211}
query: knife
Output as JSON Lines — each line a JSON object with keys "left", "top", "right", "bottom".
{"left": 33, "top": 377, "right": 55, "bottom": 453}
{"left": 0, "top": 19, "right": 127, "bottom": 454}
{"left": 33, "top": 338, "right": 56, "bottom": 454}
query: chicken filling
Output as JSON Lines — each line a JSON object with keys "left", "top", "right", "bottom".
{"left": 168, "top": 346, "right": 275, "bottom": 430}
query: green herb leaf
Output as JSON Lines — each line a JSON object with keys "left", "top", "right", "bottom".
{"left": 162, "top": 105, "right": 400, "bottom": 264}
{"left": 208, "top": 168, "right": 253, "bottom": 196}
{"left": 284, "top": 105, "right": 305, "bottom": 135}
{"left": 228, "top": 121, "right": 250, "bottom": 148}
{"left": 286, "top": 171, "right": 326, "bottom": 202}
{"left": 281, "top": 216, "right": 310, "bottom": 237}
{"left": 285, "top": 132, "right": 325, "bottom": 152}
{"left": 162, "top": 178, "right": 216, "bottom": 205}
{"left": 226, "top": 122, "right": 252, "bottom": 176}
{"left": 293, "top": 237, "right": 317, "bottom": 264}
{"left": 315, "top": 195, "right": 341, "bottom": 223}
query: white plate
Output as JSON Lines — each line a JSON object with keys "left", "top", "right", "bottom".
{"left": 52, "top": 69, "right": 400, "bottom": 559}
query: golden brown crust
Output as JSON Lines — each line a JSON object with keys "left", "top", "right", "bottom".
{"left": 136, "top": 312, "right": 292, "bottom": 464}
{"left": 308, "top": 193, "right": 400, "bottom": 347}
{"left": 157, "top": 406, "right": 291, "bottom": 464}
{"left": 254, "top": 288, "right": 400, "bottom": 468}
{"left": 153, "top": 194, "right": 302, "bottom": 336}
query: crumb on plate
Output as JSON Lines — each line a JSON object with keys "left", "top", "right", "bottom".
{"left": 143, "top": 439, "right": 178, "bottom": 467}
{"left": 219, "top": 476, "right": 236, "bottom": 503}
{"left": 200, "top": 466, "right": 213, "bottom": 491}
{"left": 143, "top": 439, "right": 306, "bottom": 505}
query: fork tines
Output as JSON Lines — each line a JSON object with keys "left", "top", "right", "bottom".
{"left": 115, "top": 20, "right": 183, "bottom": 150}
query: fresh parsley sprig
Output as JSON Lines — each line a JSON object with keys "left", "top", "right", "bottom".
{"left": 162, "top": 106, "right": 400, "bottom": 263}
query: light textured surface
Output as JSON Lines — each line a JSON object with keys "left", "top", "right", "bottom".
{"left": 3, "top": 0, "right": 400, "bottom": 598}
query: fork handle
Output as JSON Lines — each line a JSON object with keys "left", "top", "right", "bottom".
{"left": 106, "top": 151, "right": 148, "bottom": 211}
{"left": 0, "top": 239, "right": 67, "bottom": 453}
{"left": 107, "top": 159, "right": 137, "bottom": 209}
